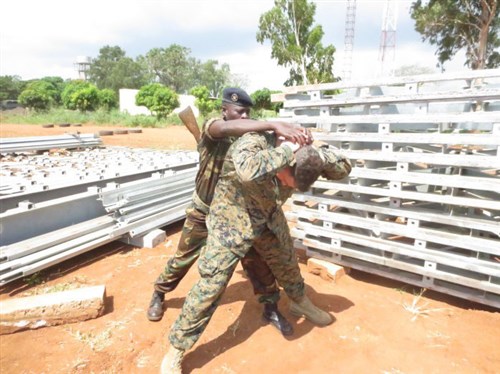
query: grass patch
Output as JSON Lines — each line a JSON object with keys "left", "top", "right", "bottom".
{"left": 1, "top": 108, "right": 185, "bottom": 128}
{"left": 67, "top": 320, "right": 128, "bottom": 351}
{"left": 402, "top": 288, "right": 450, "bottom": 321}
{"left": 69, "top": 327, "right": 112, "bottom": 352}
{"left": 23, "top": 272, "right": 45, "bottom": 286}
{"left": 1, "top": 106, "right": 275, "bottom": 129}
{"left": 21, "top": 275, "right": 89, "bottom": 296}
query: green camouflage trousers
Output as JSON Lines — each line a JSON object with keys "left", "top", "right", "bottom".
{"left": 154, "top": 204, "right": 280, "bottom": 303}
{"left": 169, "top": 228, "right": 305, "bottom": 351}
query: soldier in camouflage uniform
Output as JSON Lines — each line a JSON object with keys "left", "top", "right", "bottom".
{"left": 147, "top": 88, "right": 311, "bottom": 337}
{"left": 161, "top": 131, "right": 352, "bottom": 373}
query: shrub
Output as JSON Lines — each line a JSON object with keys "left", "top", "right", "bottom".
{"left": 18, "top": 81, "right": 58, "bottom": 111}
{"left": 98, "top": 89, "right": 118, "bottom": 111}
{"left": 136, "top": 83, "right": 179, "bottom": 119}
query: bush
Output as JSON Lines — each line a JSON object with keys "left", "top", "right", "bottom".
{"left": 190, "top": 85, "right": 217, "bottom": 117}
{"left": 251, "top": 88, "right": 283, "bottom": 113}
{"left": 61, "top": 81, "right": 92, "bottom": 110}
{"left": 136, "top": 83, "right": 179, "bottom": 119}
{"left": 18, "top": 81, "right": 58, "bottom": 111}
{"left": 98, "top": 89, "right": 118, "bottom": 111}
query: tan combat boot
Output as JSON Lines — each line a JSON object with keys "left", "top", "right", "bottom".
{"left": 160, "top": 345, "right": 184, "bottom": 374}
{"left": 289, "top": 295, "right": 334, "bottom": 326}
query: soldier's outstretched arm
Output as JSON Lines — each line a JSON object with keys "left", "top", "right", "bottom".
{"left": 319, "top": 146, "right": 353, "bottom": 180}
{"left": 208, "top": 119, "right": 311, "bottom": 145}
{"left": 232, "top": 133, "right": 296, "bottom": 183}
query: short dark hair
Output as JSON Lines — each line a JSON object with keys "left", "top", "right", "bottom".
{"left": 293, "top": 145, "right": 324, "bottom": 192}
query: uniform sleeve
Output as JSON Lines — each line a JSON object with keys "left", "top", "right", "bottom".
{"left": 198, "top": 117, "right": 231, "bottom": 152}
{"left": 319, "top": 146, "right": 352, "bottom": 180}
{"left": 231, "top": 132, "right": 294, "bottom": 183}
{"left": 201, "top": 117, "right": 220, "bottom": 141}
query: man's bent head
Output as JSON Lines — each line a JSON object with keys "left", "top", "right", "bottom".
{"left": 294, "top": 145, "right": 324, "bottom": 192}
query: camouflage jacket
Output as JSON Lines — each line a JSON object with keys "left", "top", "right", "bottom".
{"left": 207, "top": 132, "right": 352, "bottom": 257}
{"left": 207, "top": 131, "right": 295, "bottom": 257}
{"left": 319, "top": 146, "right": 352, "bottom": 180}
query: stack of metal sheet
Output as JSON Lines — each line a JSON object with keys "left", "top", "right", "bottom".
{"left": 273, "top": 68, "right": 500, "bottom": 308}
{"left": 0, "top": 133, "right": 102, "bottom": 154}
{"left": 0, "top": 143, "right": 199, "bottom": 285}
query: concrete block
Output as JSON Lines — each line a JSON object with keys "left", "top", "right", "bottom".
{"left": 121, "top": 229, "right": 166, "bottom": 248}
{"left": 307, "top": 258, "right": 347, "bottom": 283}
{"left": 0, "top": 285, "right": 106, "bottom": 335}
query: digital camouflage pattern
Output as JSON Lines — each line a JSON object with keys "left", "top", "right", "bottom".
{"left": 154, "top": 121, "right": 279, "bottom": 301}
{"left": 208, "top": 131, "right": 294, "bottom": 257}
{"left": 318, "top": 146, "right": 352, "bottom": 181}
{"left": 168, "top": 132, "right": 353, "bottom": 350}
{"left": 169, "top": 132, "right": 302, "bottom": 350}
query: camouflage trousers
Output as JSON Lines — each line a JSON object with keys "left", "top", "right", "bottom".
{"left": 154, "top": 203, "right": 280, "bottom": 304}
{"left": 169, "top": 228, "right": 305, "bottom": 351}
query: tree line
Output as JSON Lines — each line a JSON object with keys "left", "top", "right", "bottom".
{"left": 0, "top": 43, "right": 283, "bottom": 118}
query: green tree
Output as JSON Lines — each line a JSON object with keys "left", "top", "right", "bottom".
{"left": 251, "top": 88, "right": 283, "bottom": 113}
{"left": 110, "top": 57, "right": 150, "bottom": 90}
{"left": 18, "top": 80, "right": 58, "bottom": 111}
{"left": 190, "top": 85, "right": 218, "bottom": 117}
{"left": 195, "top": 60, "right": 231, "bottom": 97}
{"left": 256, "top": 0, "right": 337, "bottom": 86}
{"left": 40, "top": 76, "right": 66, "bottom": 105}
{"left": 72, "top": 85, "right": 100, "bottom": 112}
{"left": 410, "top": 0, "right": 500, "bottom": 70}
{"left": 136, "top": 83, "right": 179, "bottom": 119}
{"left": 0, "top": 75, "right": 23, "bottom": 100}
{"left": 98, "top": 88, "right": 118, "bottom": 111}
{"left": 88, "top": 45, "right": 149, "bottom": 92}
{"left": 61, "top": 80, "right": 90, "bottom": 110}
{"left": 144, "top": 45, "right": 195, "bottom": 93}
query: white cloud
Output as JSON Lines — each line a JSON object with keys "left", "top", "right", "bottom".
{"left": 0, "top": 0, "right": 470, "bottom": 90}
{"left": 0, "top": 0, "right": 275, "bottom": 80}
{"left": 218, "top": 45, "right": 289, "bottom": 92}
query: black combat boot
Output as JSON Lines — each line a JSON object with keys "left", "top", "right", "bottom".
{"left": 262, "top": 302, "right": 294, "bottom": 336}
{"left": 147, "top": 291, "right": 165, "bottom": 321}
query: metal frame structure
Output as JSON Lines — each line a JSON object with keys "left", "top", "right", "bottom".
{"left": 0, "top": 145, "right": 199, "bottom": 285}
{"left": 272, "top": 68, "right": 500, "bottom": 308}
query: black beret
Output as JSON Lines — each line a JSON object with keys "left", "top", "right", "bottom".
{"left": 222, "top": 87, "right": 254, "bottom": 107}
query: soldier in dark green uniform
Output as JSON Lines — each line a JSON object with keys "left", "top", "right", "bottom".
{"left": 147, "top": 88, "right": 311, "bottom": 337}
{"left": 161, "top": 131, "right": 352, "bottom": 373}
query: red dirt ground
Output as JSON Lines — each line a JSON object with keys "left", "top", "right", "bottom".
{"left": 1, "top": 123, "right": 499, "bottom": 374}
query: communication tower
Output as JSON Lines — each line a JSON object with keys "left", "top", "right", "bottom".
{"left": 378, "top": 0, "right": 398, "bottom": 77}
{"left": 342, "top": 0, "right": 357, "bottom": 81}
{"left": 74, "top": 56, "right": 91, "bottom": 80}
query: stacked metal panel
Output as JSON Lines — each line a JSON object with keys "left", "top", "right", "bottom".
{"left": 0, "top": 133, "right": 102, "bottom": 154}
{"left": 0, "top": 144, "right": 198, "bottom": 285}
{"left": 273, "top": 69, "right": 500, "bottom": 308}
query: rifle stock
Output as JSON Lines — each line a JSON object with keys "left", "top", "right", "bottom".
{"left": 178, "top": 106, "right": 201, "bottom": 144}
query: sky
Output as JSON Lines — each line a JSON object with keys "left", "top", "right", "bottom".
{"left": 0, "top": 0, "right": 468, "bottom": 93}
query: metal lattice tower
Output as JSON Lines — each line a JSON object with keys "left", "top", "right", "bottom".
{"left": 378, "top": 0, "right": 398, "bottom": 77}
{"left": 342, "top": 0, "right": 357, "bottom": 81}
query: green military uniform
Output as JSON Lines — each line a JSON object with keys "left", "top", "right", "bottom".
{"left": 169, "top": 132, "right": 351, "bottom": 350}
{"left": 154, "top": 119, "right": 279, "bottom": 302}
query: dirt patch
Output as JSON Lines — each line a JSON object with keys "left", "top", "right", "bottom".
{"left": 1, "top": 123, "right": 499, "bottom": 373}
{"left": 0, "top": 123, "right": 198, "bottom": 151}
